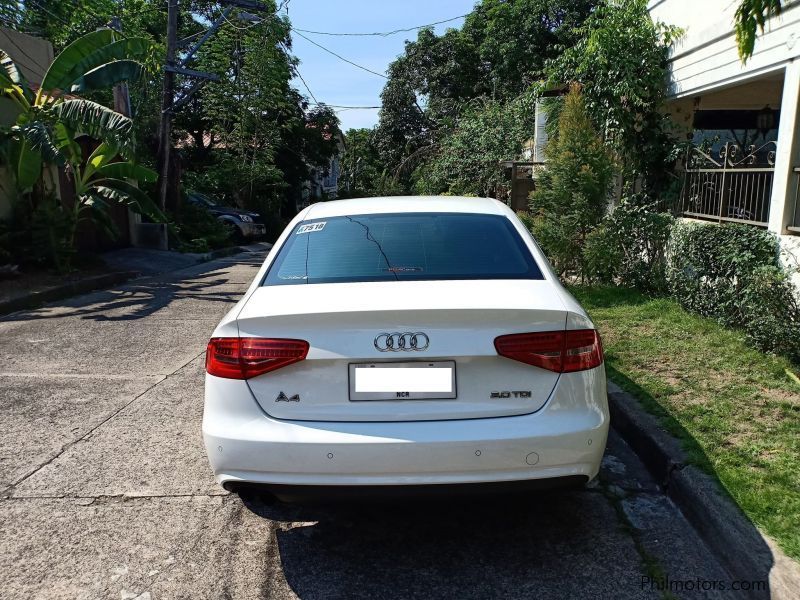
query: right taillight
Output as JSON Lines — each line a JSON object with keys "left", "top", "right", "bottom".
{"left": 494, "top": 329, "right": 603, "bottom": 373}
{"left": 206, "top": 337, "right": 309, "bottom": 379}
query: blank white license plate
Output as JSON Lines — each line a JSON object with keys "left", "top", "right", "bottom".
{"left": 349, "top": 361, "right": 457, "bottom": 401}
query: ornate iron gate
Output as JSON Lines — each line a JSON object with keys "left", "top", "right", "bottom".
{"left": 679, "top": 141, "right": 776, "bottom": 226}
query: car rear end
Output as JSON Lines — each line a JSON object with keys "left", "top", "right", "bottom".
{"left": 202, "top": 198, "right": 608, "bottom": 494}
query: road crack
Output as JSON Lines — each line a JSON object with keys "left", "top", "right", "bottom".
{"left": 0, "top": 350, "right": 206, "bottom": 499}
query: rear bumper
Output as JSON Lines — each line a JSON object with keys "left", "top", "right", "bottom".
{"left": 202, "top": 368, "right": 609, "bottom": 488}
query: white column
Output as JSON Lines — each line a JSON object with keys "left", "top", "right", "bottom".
{"left": 768, "top": 60, "right": 800, "bottom": 233}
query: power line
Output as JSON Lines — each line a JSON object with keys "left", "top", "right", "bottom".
{"left": 292, "top": 13, "right": 470, "bottom": 37}
{"left": 294, "top": 69, "right": 318, "bottom": 104}
{"left": 291, "top": 28, "right": 388, "bottom": 79}
{"left": 309, "top": 103, "right": 380, "bottom": 109}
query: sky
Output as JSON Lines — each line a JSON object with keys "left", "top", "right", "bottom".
{"left": 284, "top": 0, "right": 477, "bottom": 132}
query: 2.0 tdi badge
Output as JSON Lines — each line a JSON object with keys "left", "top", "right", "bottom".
{"left": 490, "top": 391, "right": 532, "bottom": 399}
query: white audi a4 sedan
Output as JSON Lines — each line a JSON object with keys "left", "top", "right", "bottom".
{"left": 202, "top": 196, "right": 608, "bottom": 498}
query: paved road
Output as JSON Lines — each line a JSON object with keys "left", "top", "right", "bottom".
{"left": 0, "top": 249, "right": 736, "bottom": 599}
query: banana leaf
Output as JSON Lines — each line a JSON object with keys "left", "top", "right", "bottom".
{"left": 48, "top": 99, "right": 134, "bottom": 156}
{"left": 0, "top": 49, "right": 31, "bottom": 100}
{"left": 52, "top": 122, "right": 83, "bottom": 165}
{"left": 40, "top": 29, "right": 116, "bottom": 93}
{"left": 94, "top": 161, "right": 157, "bottom": 183}
{"left": 70, "top": 60, "right": 142, "bottom": 94}
{"left": 62, "top": 38, "right": 149, "bottom": 92}
{"left": 15, "top": 139, "right": 42, "bottom": 191}
{"left": 92, "top": 178, "right": 165, "bottom": 222}
{"left": 80, "top": 192, "right": 120, "bottom": 239}
{"left": 14, "top": 122, "right": 66, "bottom": 166}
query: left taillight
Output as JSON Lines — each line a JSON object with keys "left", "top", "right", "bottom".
{"left": 206, "top": 337, "right": 309, "bottom": 379}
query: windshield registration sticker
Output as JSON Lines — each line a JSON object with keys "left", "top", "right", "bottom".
{"left": 296, "top": 222, "right": 326, "bottom": 234}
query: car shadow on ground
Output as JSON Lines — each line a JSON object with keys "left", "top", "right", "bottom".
{"left": 239, "top": 488, "right": 655, "bottom": 600}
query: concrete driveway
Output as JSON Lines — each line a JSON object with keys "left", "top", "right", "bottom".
{"left": 0, "top": 249, "right": 735, "bottom": 599}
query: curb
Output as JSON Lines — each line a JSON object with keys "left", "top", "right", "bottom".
{"left": 608, "top": 381, "right": 800, "bottom": 600}
{"left": 0, "top": 271, "right": 138, "bottom": 317}
{"left": 200, "top": 245, "right": 246, "bottom": 261}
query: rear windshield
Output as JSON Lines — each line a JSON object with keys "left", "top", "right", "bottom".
{"left": 263, "top": 212, "right": 543, "bottom": 286}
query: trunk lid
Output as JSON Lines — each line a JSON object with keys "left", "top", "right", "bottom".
{"left": 237, "top": 280, "right": 567, "bottom": 422}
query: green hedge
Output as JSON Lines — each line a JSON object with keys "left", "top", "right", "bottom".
{"left": 584, "top": 198, "right": 674, "bottom": 294}
{"left": 666, "top": 222, "right": 800, "bottom": 363}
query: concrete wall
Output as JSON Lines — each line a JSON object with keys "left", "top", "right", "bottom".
{"left": 0, "top": 28, "right": 53, "bottom": 85}
{"left": 649, "top": 0, "right": 800, "bottom": 98}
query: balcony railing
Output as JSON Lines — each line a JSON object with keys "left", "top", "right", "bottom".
{"left": 790, "top": 167, "right": 800, "bottom": 234}
{"left": 675, "top": 142, "right": 776, "bottom": 227}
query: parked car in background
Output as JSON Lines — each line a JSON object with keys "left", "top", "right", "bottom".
{"left": 202, "top": 196, "right": 608, "bottom": 501}
{"left": 186, "top": 192, "right": 266, "bottom": 241}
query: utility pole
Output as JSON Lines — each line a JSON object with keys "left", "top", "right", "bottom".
{"left": 109, "top": 17, "right": 132, "bottom": 117}
{"left": 156, "top": 0, "right": 179, "bottom": 214}
{"left": 156, "top": 0, "right": 268, "bottom": 216}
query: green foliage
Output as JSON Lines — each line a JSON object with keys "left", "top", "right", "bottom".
{"left": 0, "top": 30, "right": 160, "bottom": 272}
{"left": 340, "top": 128, "right": 390, "bottom": 198}
{"left": 530, "top": 87, "right": 613, "bottom": 278}
{"left": 40, "top": 29, "right": 148, "bottom": 94}
{"left": 466, "top": 0, "right": 596, "bottom": 98}
{"left": 171, "top": 203, "right": 234, "bottom": 253}
{"left": 547, "top": 0, "right": 681, "bottom": 192}
{"left": 49, "top": 99, "right": 136, "bottom": 156}
{"left": 415, "top": 95, "right": 538, "bottom": 197}
{"left": 584, "top": 197, "right": 674, "bottom": 293}
{"left": 666, "top": 222, "right": 778, "bottom": 315}
{"left": 374, "top": 0, "right": 595, "bottom": 191}
{"left": 0, "top": 194, "right": 75, "bottom": 272}
{"left": 666, "top": 222, "right": 800, "bottom": 362}
{"left": 175, "top": 7, "right": 341, "bottom": 217}
{"left": 738, "top": 266, "right": 800, "bottom": 362}
{"left": 735, "top": 0, "right": 782, "bottom": 62}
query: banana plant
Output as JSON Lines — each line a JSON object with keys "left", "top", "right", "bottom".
{"left": 62, "top": 141, "right": 159, "bottom": 247}
{"left": 0, "top": 29, "right": 161, "bottom": 224}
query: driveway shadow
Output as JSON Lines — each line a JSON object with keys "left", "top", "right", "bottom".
{"left": 1, "top": 265, "right": 247, "bottom": 323}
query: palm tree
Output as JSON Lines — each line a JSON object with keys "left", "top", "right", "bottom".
{"left": 0, "top": 28, "right": 162, "bottom": 269}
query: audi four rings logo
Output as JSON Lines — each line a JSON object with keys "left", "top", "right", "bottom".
{"left": 374, "top": 332, "right": 430, "bottom": 352}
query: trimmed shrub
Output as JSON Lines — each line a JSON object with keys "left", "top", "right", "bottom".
{"left": 584, "top": 197, "right": 674, "bottom": 293}
{"left": 666, "top": 221, "right": 800, "bottom": 363}
{"left": 738, "top": 266, "right": 800, "bottom": 362}
{"left": 666, "top": 222, "right": 779, "bottom": 316}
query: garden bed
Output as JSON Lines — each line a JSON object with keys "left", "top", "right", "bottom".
{"left": 572, "top": 286, "right": 800, "bottom": 561}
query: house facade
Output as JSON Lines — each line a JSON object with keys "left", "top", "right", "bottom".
{"left": 650, "top": 0, "right": 800, "bottom": 271}
{"left": 299, "top": 132, "right": 345, "bottom": 210}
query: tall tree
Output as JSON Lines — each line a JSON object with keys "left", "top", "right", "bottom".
{"left": 374, "top": 0, "right": 596, "bottom": 191}
{"left": 547, "top": 0, "right": 681, "bottom": 191}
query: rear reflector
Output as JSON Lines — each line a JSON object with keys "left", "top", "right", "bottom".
{"left": 206, "top": 338, "right": 309, "bottom": 379}
{"left": 494, "top": 329, "right": 603, "bottom": 373}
